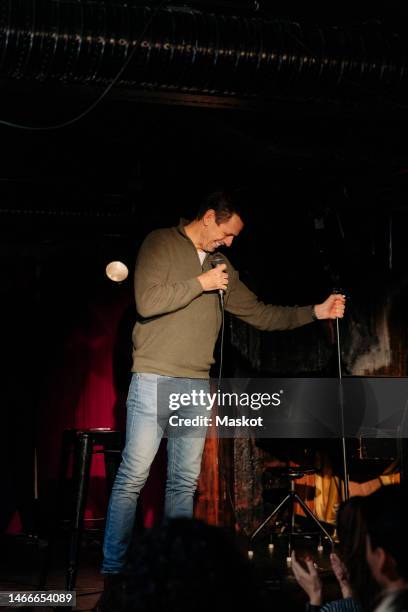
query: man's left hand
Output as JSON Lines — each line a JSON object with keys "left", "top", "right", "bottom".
{"left": 314, "top": 294, "right": 346, "bottom": 320}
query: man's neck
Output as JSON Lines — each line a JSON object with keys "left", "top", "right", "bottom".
{"left": 184, "top": 220, "right": 203, "bottom": 250}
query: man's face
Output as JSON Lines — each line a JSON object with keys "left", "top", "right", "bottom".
{"left": 202, "top": 211, "right": 244, "bottom": 252}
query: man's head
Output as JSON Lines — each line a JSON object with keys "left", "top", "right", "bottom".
{"left": 195, "top": 191, "right": 244, "bottom": 252}
{"left": 363, "top": 485, "right": 408, "bottom": 590}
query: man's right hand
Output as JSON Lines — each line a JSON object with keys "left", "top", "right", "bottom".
{"left": 197, "top": 264, "right": 229, "bottom": 293}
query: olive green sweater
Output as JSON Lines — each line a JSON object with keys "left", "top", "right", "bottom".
{"left": 132, "top": 221, "right": 315, "bottom": 378}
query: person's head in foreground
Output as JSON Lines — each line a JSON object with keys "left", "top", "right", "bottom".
{"left": 336, "top": 495, "right": 379, "bottom": 610}
{"left": 291, "top": 495, "right": 379, "bottom": 610}
{"left": 101, "top": 518, "right": 265, "bottom": 612}
{"left": 363, "top": 484, "right": 408, "bottom": 611}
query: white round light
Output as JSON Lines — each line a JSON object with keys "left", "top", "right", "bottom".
{"left": 105, "top": 261, "right": 129, "bottom": 282}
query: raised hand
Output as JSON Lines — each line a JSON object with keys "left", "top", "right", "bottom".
{"left": 291, "top": 551, "right": 323, "bottom": 606}
{"left": 330, "top": 552, "right": 353, "bottom": 599}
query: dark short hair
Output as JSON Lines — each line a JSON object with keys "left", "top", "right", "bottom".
{"left": 196, "top": 190, "right": 244, "bottom": 224}
{"left": 363, "top": 484, "right": 408, "bottom": 581}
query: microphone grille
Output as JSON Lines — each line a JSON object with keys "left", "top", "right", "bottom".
{"left": 210, "top": 252, "right": 224, "bottom": 267}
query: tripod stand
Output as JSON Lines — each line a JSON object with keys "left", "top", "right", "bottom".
{"left": 250, "top": 466, "right": 334, "bottom": 557}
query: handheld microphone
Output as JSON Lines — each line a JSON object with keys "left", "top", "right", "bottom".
{"left": 210, "top": 252, "right": 225, "bottom": 307}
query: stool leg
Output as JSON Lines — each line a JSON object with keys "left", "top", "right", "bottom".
{"left": 250, "top": 493, "right": 291, "bottom": 541}
{"left": 288, "top": 498, "right": 295, "bottom": 558}
{"left": 287, "top": 480, "right": 296, "bottom": 558}
{"left": 293, "top": 492, "right": 333, "bottom": 545}
{"left": 66, "top": 433, "right": 93, "bottom": 591}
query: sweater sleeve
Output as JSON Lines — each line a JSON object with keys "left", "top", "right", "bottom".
{"left": 225, "top": 267, "right": 315, "bottom": 331}
{"left": 134, "top": 230, "right": 203, "bottom": 318}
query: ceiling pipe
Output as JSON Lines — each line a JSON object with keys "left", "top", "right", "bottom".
{"left": 0, "top": 1, "right": 406, "bottom": 101}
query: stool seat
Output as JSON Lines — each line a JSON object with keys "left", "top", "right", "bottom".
{"left": 286, "top": 467, "right": 316, "bottom": 479}
{"left": 46, "top": 428, "right": 124, "bottom": 592}
{"left": 62, "top": 427, "right": 123, "bottom": 442}
{"left": 264, "top": 466, "right": 316, "bottom": 479}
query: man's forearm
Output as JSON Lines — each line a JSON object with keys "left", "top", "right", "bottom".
{"left": 135, "top": 277, "right": 203, "bottom": 318}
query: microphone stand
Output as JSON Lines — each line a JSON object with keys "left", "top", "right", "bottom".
{"left": 311, "top": 212, "right": 350, "bottom": 501}
{"left": 335, "top": 311, "right": 350, "bottom": 501}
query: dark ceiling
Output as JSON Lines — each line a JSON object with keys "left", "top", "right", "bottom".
{"left": 0, "top": 1, "right": 408, "bottom": 278}
{"left": 1, "top": 2, "right": 407, "bottom": 403}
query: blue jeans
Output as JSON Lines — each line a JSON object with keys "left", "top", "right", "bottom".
{"left": 102, "top": 372, "right": 209, "bottom": 573}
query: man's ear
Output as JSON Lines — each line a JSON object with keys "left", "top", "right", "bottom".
{"left": 202, "top": 209, "right": 216, "bottom": 226}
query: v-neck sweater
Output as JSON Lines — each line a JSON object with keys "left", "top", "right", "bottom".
{"left": 131, "top": 221, "right": 315, "bottom": 378}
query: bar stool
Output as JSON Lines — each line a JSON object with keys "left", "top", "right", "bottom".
{"left": 48, "top": 428, "right": 124, "bottom": 592}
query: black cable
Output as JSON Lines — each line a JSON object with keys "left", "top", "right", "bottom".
{"left": 217, "top": 294, "right": 225, "bottom": 390}
{"left": 215, "top": 295, "right": 250, "bottom": 537}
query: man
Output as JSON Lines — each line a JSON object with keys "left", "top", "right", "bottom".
{"left": 364, "top": 485, "right": 408, "bottom": 612}
{"left": 102, "top": 190, "right": 345, "bottom": 576}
